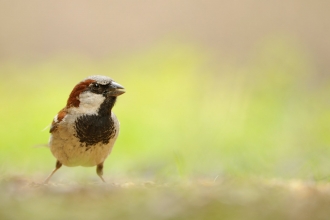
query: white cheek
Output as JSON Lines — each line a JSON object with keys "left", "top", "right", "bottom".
{"left": 69, "top": 91, "right": 105, "bottom": 114}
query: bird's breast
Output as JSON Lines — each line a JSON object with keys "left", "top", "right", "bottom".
{"left": 74, "top": 114, "right": 117, "bottom": 147}
{"left": 49, "top": 112, "right": 120, "bottom": 167}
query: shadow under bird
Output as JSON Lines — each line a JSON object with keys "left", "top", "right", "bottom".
{"left": 44, "top": 75, "right": 125, "bottom": 183}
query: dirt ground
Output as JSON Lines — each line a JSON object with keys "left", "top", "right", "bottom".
{"left": 1, "top": 176, "right": 330, "bottom": 220}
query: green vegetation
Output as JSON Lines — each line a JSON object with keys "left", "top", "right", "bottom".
{"left": 1, "top": 39, "right": 330, "bottom": 219}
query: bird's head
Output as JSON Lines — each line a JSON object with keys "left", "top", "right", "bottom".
{"left": 66, "top": 75, "right": 125, "bottom": 114}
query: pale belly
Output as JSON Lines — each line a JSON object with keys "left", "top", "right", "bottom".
{"left": 49, "top": 124, "right": 118, "bottom": 167}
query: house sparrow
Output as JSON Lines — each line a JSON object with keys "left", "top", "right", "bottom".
{"left": 44, "top": 75, "right": 125, "bottom": 183}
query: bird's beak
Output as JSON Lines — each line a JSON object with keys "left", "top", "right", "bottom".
{"left": 107, "top": 81, "right": 125, "bottom": 96}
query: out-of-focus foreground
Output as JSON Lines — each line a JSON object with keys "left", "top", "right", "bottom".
{"left": 0, "top": 1, "right": 330, "bottom": 219}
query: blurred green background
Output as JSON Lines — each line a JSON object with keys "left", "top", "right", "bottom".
{"left": 0, "top": 1, "right": 330, "bottom": 183}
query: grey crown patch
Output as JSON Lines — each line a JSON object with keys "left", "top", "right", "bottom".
{"left": 85, "top": 75, "right": 113, "bottom": 85}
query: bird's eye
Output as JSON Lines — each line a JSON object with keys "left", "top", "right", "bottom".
{"left": 94, "top": 83, "right": 99, "bottom": 88}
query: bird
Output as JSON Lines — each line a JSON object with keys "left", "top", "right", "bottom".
{"left": 44, "top": 75, "right": 125, "bottom": 183}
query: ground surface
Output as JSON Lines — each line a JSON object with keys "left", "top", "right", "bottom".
{"left": 1, "top": 177, "right": 330, "bottom": 220}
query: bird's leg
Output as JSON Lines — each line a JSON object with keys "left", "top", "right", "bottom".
{"left": 96, "top": 162, "right": 106, "bottom": 183}
{"left": 43, "top": 160, "right": 62, "bottom": 184}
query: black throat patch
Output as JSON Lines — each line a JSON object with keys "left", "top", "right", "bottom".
{"left": 74, "top": 97, "right": 117, "bottom": 147}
